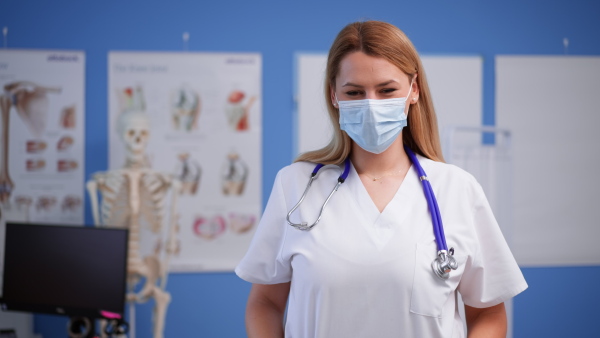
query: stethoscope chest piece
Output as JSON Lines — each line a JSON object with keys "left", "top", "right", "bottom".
{"left": 432, "top": 248, "right": 458, "bottom": 280}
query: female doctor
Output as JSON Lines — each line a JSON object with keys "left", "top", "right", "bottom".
{"left": 235, "top": 20, "right": 527, "bottom": 338}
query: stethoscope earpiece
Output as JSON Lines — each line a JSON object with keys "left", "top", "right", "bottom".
{"left": 286, "top": 160, "right": 351, "bottom": 231}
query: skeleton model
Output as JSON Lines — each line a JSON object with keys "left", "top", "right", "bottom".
{"left": 0, "top": 81, "right": 60, "bottom": 209}
{"left": 87, "top": 93, "right": 180, "bottom": 338}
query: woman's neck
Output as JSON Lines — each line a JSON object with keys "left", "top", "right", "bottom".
{"left": 350, "top": 136, "right": 410, "bottom": 177}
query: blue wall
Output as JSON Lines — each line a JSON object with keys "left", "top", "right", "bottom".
{"left": 2, "top": 0, "right": 599, "bottom": 337}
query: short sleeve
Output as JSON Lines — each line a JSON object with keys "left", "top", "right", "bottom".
{"left": 458, "top": 180, "right": 528, "bottom": 308}
{"left": 235, "top": 169, "right": 292, "bottom": 284}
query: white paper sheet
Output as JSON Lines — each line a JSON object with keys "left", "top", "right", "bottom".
{"left": 496, "top": 56, "right": 600, "bottom": 266}
{"left": 0, "top": 49, "right": 85, "bottom": 301}
{"left": 107, "top": 52, "right": 262, "bottom": 272}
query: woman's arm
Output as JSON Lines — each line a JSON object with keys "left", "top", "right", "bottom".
{"left": 465, "top": 302, "right": 507, "bottom": 338}
{"left": 246, "top": 282, "right": 291, "bottom": 338}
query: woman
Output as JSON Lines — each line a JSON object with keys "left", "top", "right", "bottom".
{"left": 235, "top": 21, "right": 527, "bottom": 338}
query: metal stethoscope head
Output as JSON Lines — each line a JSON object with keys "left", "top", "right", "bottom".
{"left": 432, "top": 248, "right": 458, "bottom": 280}
{"left": 286, "top": 159, "right": 351, "bottom": 231}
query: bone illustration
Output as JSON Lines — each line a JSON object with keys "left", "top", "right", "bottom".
{"left": 26, "top": 159, "right": 46, "bottom": 171}
{"left": 57, "top": 135, "right": 74, "bottom": 151}
{"left": 4, "top": 81, "right": 61, "bottom": 137}
{"left": 60, "top": 105, "right": 76, "bottom": 129}
{"left": 229, "top": 212, "right": 256, "bottom": 234}
{"left": 0, "top": 95, "right": 14, "bottom": 202}
{"left": 173, "top": 152, "right": 201, "bottom": 195}
{"left": 36, "top": 195, "right": 57, "bottom": 212}
{"left": 0, "top": 81, "right": 60, "bottom": 203}
{"left": 193, "top": 215, "right": 226, "bottom": 240}
{"left": 221, "top": 152, "right": 248, "bottom": 195}
{"left": 26, "top": 140, "right": 47, "bottom": 153}
{"left": 57, "top": 159, "right": 78, "bottom": 172}
{"left": 225, "top": 90, "right": 256, "bottom": 131}
{"left": 61, "top": 195, "right": 81, "bottom": 212}
{"left": 171, "top": 85, "right": 200, "bottom": 132}
{"left": 87, "top": 98, "right": 180, "bottom": 338}
{"left": 15, "top": 195, "right": 33, "bottom": 221}
{"left": 0, "top": 195, "right": 33, "bottom": 222}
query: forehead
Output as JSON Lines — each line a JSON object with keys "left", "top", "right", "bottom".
{"left": 337, "top": 51, "right": 409, "bottom": 85}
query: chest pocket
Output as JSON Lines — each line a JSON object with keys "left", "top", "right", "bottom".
{"left": 410, "top": 239, "right": 467, "bottom": 318}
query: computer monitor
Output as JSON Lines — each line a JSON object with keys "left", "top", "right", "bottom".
{"left": 0, "top": 222, "right": 128, "bottom": 319}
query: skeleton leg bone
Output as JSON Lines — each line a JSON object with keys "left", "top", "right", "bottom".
{"left": 151, "top": 287, "right": 171, "bottom": 338}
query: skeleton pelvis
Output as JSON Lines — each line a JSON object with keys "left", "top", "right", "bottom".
{"left": 127, "top": 254, "right": 163, "bottom": 302}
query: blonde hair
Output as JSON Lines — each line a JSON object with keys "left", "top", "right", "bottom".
{"left": 295, "top": 21, "right": 444, "bottom": 164}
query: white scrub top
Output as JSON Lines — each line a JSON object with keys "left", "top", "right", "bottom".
{"left": 235, "top": 156, "right": 527, "bottom": 338}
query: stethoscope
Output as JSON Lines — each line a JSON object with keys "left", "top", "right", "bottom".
{"left": 286, "top": 145, "right": 458, "bottom": 280}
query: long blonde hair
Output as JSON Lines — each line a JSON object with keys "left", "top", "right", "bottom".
{"left": 295, "top": 21, "right": 444, "bottom": 164}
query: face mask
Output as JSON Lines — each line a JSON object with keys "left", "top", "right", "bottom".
{"left": 337, "top": 80, "right": 413, "bottom": 154}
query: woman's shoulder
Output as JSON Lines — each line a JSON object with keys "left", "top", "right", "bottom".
{"left": 418, "top": 156, "right": 480, "bottom": 188}
{"left": 277, "top": 161, "right": 320, "bottom": 179}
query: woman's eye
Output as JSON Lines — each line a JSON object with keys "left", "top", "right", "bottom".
{"left": 381, "top": 88, "right": 397, "bottom": 94}
{"left": 345, "top": 90, "right": 362, "bottom": 96}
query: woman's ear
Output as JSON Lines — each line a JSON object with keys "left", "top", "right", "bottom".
{"left": 410, "top": 73, "right": 420, "bottom": 104}
{"left": 330, "top": 86, "right": 338, "bottom": 108}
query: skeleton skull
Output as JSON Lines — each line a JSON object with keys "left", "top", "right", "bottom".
{"left": 117, "top": 110, "right": 151, "bottom": 160}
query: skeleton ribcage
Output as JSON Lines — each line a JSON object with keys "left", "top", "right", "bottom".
{"left": 97, "top": 172, "right": 131, "bottom": 227}
{"left": 139, "top": 172, "right": 169, "bottom": 233}
{"left": 96, "top": 170, "right": 169, "bottom": 232}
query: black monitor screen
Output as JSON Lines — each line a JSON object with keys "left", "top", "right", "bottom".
{"left": 1, "top": 222, "right": 128, "bottom": 319}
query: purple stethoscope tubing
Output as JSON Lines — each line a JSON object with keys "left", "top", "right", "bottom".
{"left": 404, "top": 145, "right": 448, "bottom": 252}
{"left": 288, "top": 147, "right": 457, "bottom": 279}
{"left": 404, "top": 145, "right": 457, "bottom": 279}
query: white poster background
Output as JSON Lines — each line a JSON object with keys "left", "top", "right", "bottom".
{"left": 295, "top": 54, "right": 482, "bottom": 156}
{"left": 108, "top": 52, "right": 261, "bottom": 272}
{"left": 496, "top": 56, "right": 600, "bottom": 267}
{"left": 0, "top": 49, "right": 85, "bottom": 297}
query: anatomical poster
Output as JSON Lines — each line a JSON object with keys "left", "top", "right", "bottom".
{"left": 0, "top": 50, "right": 85, "bottom": 295}
{"left": 0, "top": 50, "right": 86, "bottom": 225}
{"left": 107, "top": 52, "right": 261, "bottom": 272}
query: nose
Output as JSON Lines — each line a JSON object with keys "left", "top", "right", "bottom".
{"left": 365, "top": 91, "right": 377, "bottom": 100}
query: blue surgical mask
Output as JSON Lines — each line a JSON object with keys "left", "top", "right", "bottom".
{"left": 337, "top": 81, "right": 413, "bottom": 154}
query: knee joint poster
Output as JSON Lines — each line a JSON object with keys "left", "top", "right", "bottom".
{"left": 108, "top": 52, "right": 262, "bottom": 272}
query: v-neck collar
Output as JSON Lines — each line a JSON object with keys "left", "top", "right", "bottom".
{"left": 343, "top": 158, "right": 423, "bottom": 249}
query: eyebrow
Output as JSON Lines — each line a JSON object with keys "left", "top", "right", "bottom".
{"left": 342, "top": 80, "right": 399, "bottom": 88}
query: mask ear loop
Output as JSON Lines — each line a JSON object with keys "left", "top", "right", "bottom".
{"left": 406, "top": 76, "right": 416, "bottom": 101}
{"left": 405, "top": 76, "right": 416, "bottom": 116}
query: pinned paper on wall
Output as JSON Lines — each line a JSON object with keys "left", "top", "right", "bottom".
{"left": 0, "top": 49, "right": 86, "bottom": 296}
{"left": 496, "top": 56, "right": 600, "bottom": 267}
{"left": 0, "top": 50, "right": 86, "bottom": 225}
{"left": 108, "top": 52, "right": 262, "bottom": 272}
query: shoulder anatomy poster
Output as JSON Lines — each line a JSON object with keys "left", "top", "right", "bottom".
{"left": 108, "top": 52, "right": 261, "bottom": 272}
{"left": 0, "top": 50, "right": 86, "bottom": 225}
